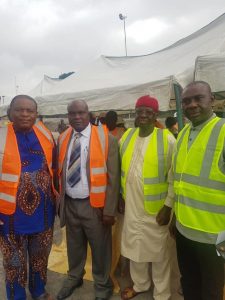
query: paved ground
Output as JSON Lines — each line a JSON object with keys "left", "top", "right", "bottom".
{"left": 0, "top": 219, "right": 183, "bottom": 299}
{"left": 0, "top": 253, "right": 183, "bottom": 300}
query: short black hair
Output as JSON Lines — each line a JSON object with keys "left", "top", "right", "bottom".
{"left": 165, "top": 116, "right": 177, "bottom": 128}
{"left": 105, "top": 110, "right": 118, "bottom": 123}
{"left": 67, "top": 100, "right": 89, "bottom": 112}
{"left": 9, "top": 95, "right": 37, "bottom": 110}
{"left": 184, "top": 81, "right": 212, "bottom": 94}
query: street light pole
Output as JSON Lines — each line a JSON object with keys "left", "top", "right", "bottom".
{"left": 119, "top": 13, "right": 127, "bottom": 56}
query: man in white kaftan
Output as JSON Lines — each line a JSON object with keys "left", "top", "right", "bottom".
{"left": 120, "top": 95, "right": 175, "bottom": 300}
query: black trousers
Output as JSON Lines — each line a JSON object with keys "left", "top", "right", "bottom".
{"left": 176, "top": 229, "right": 224, "bottom": 300}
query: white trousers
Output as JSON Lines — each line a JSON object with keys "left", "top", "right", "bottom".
{"left": 130, "top": 255, "right": 171, "bottom": 300}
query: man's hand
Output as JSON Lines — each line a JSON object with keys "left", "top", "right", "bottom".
{"left": 156, "top": 205, "right": 172, "bottom": 226}
{"left": 169, "top": 214, "right": 176, "bottom": 239}
{"left": 0, "top": 219, "right": 4, "bottom": 225}
{"left": 102, "top": 215, "right": 115, "bottom": 226}
{"left": 118, "top": 194, "right": 125, "bottom": 214}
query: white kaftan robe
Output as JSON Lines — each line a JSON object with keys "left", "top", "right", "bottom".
{"left": 121, "top": 133, "right": 175, "bottom": 263}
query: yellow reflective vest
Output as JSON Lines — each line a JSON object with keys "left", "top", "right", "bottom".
{"left": 173, "top": 117, "right": 225, "bottom": 234}
{"left": 120, "top": 127, "right": 170, "bottom": 215}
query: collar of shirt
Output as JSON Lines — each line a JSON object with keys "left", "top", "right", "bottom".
{"left": 190, "top": 113, "right": 216, "bottom": 132}
{"left": 72, "top": 123, "right": 91, "bottom": 139}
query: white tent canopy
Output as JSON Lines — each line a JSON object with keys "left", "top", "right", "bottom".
{"left": 0, "top": 76, "right": 64, "bottom": 117}
{"left": 1, "top": 13, "right": 225, "bottom": 117}
{"left": 194, "top": 53, "right": 225, "bottom": 94}
{"left": 34, "top": 13, "right": 225, "bottom": 116}
{"left": 29, "top": 75, "right": 62, "bottom": 97}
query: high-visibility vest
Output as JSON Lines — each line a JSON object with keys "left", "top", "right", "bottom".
{"left": 164, "top": 128, "right": 174, "bottom": 137}
{"left": 173, "top": 117, "right": 225, "bottom": 234}
{"left": 120, "top": 127, "right": 169, "bottom": 215}
{"left": 0, "top": 121, "right": 56, "bottom": 215}
{"left": 58, "top": 125, "right": 108, "bottom": 207}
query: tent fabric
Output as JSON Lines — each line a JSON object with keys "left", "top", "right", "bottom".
{"left": 35, "top": 77, "right": 175, "bottom": 115}
{"left": 1, "top": 13, "right": 225, "bottom": 117}
{"left": 194, "top": 53, "right": 225, "bottom": 92}
{"left": 0, "top": 76, "right": 62, "bottom": 117}
{"left": 34, "top": 13, "right": 225, "bottom": 116}
{"left": 29, "top": 75, "right": 62, "bottom": 97}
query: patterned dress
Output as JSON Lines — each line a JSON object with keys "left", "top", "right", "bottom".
{"left": 0, "top": 129, "right": 55, "bottom": 300}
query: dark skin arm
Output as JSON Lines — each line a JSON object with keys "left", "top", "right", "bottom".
{"left": 118, "top": 194, "right": 125, "bottom": 214}
{"left": 156, "top": 205, "right": 172, "bottom": 226}
{"left": 102, "top": 215, "right": 115, "bottom": 226}
{"left": 169, "top": 213, "right": 177, "bottom": 239}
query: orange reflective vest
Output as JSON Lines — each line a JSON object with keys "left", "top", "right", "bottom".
{"left": 0, "top": 121, "right": 56, "bottom": 215}
{"left": 58, "top": 125, "right": 108, "bottom": 207}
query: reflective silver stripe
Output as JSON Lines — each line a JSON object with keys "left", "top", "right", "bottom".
{"left": 120, "top": 129, "right": 136, "bottom": 158}
{"left": 0, "top": 193, "right": 15, "bottom": 203}
{"left": 143, "top": 130, "right": 166, "bottom": 184}
{"left": 177, "top": 195, "right": 225, "bottom": 214}
{"left": 177, "top": 125, "right": 190, "bottom": 148}
{"left": 58, "top": 162, "right": 63, "bottom": 170}
{"left": 173, "top": 125, "right": 190, "bottom": 172}
{"left": 199, "top": 119, "right": 225, "bottom": 178}
{"left": 0, "top": 127, "right": 8, "bottom": 175}
{"left": 175, "top": 172, "right": 225, "bottom": 191}
{"left": 35, "top": 123, "right": 54, "bottom": 145}
{"left": 91, "top": 186, "right": 106, "bottom": 193}
{"left": 92, "top": 167, "right": 106, "bottom": 175}
{"left": 0, "top": 173, "right": 19, "bottom": 182}
{"left": 121, "top": 170, "right": 125, "bottom": 177}
{"left": 174, "top": 172, "right": 181, "bottom": 181}
{"left": 96, "top": 125, "right": 107, "bottom": 173}
{"left": 145, "top": 192, "right": 167, "bottom": 201}
{"left": 58, "top": 129, "right": 70, "bottom": 153}
{"left": 157, "top": 130, "right": 165, "bottom": 182}
{"left": 144, "top": 177, "right": 159, "bottom": 184}
{"left": 174, "top": 119, "right": 225, "bottom": 190}
{"left": 176, "top": 221, "right": 218, "bottom": 243}
{"left": 97, "top": 125, "right": 106, "bottom": 157}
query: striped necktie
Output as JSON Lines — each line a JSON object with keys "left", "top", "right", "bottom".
{"left": 67, "top": 132, "right": 81, "bottom": 187}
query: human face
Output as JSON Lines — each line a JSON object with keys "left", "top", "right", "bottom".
{"left": 182, "top": 83, "right": 214, "bottom": 126}
{"left": 10, "top": 97, "right": 37, "bottom": 132}
{"left": 135, "top": 106, "right": 156, "bottom": 128}
{"left": 68, "top": 101, "right": 90, "bottom": 132}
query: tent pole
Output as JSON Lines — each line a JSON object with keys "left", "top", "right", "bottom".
{"left": 174, "top": 83, "right": 184, "bottom": 131}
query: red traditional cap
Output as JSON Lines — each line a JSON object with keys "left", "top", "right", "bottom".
{"left": 135, "top": 95, "right": 159, "bottom": 112}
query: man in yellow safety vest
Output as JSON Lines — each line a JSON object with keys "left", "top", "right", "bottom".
{"left": 120, "top": 95, "right": 175, "bottom": 300}
{"left": 173, "top": 81, "right": 225, "bottom": 300}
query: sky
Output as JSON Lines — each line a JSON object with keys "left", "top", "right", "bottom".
{"left": 0, "top": 0, "right": 225, "bottom": 97}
